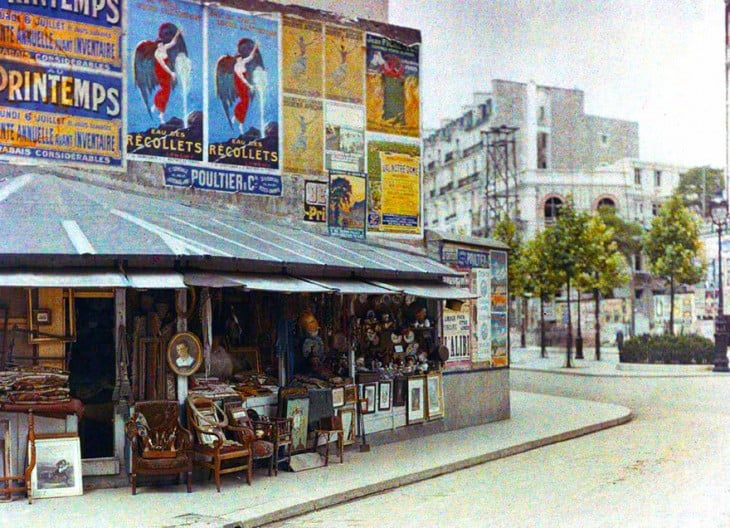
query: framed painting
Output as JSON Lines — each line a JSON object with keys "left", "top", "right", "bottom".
{"left": 166, "top": 331, "right": 203, "bottom": 377}
{"left": 337, "top": 406, "right": 356, "bottom": 446}
{"left": 284, "top": 396, "right": 310, "bottom": 453}
{"left": 29, "top": 434, "right": 83, "bottom": 499}
{"left": 344, "top": 384, "right": 358, "bottom": 404}
{"left": 392, "top": 377, "right": 406, "bottom": 407}
{"left": 378, "top": 380, "right": 392, "bottom": 411}
{"left": 406, "top": 375, "right": 426, "bottom": 425}
{"left": 426, "top": 371, "right": 444, "bottom": 420}
{"left": 360, "top": 382, "right": 377, "bottom": 414}
{"left": 332, "top": 386, "right": 345, "bottom": 408}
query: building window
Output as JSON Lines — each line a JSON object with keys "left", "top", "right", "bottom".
{"left": 652, "top": 203, "right": 658, "bottom": 216}
{"left": 597, "top": 197, "right": 615, "bottom": 209}
{"left": 600, "top": 133, "right": 608, "bottom": 146}
{"left": 634, "top": 168, "right": 641, "bottom": 185}
{"left": 544, "top": 196, "right": 563, "bottom": 221}
{"left": 537, "top": 132, "right": 549, "bottom": 169}
{"left": 634, "top": 253, "right": 642, "bottom": 271}
{"left": 538, "top": 106, "right": 546, "bottom": 124}
{"left": 654, "top": 170, "right": 662, "bottom": 187}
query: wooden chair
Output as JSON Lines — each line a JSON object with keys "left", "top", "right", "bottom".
{"left": 125, "top": 401, "right": 193, "bottom": 495}
{"left": 185, "top": 396, "right": 252, "bottom": 492}
{"left": 313, "top": 416, "right": 344, "bottom": 466}
{"left": 270, "top": 417, "right": 294, "bottom": 475}
{"left": 224, "top": 404, "right": 275, "bottom": 478}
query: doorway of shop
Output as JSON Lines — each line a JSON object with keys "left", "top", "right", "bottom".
{"left": 70, "top": 296, "right": 116, "bottom": 462}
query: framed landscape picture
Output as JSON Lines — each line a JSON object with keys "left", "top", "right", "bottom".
{"left": 406, "top": 375, "right": 426, "bottom": 425}
{"left": 426, "top": 371, "right": 444, "bottom": 420}
{"left": 337, "top": 406, "right": 356, "bottom": 446}
{"left": 29, "top": 434, "right": 83, "bottom": 499}
{"left": 360, "top": 383, "right": 377, "bottom": 414}
{"left": 332, "top": 386, "right": 345, "bottom": 408}
{"left": 284, "top": 396, "right": 310, "bottom": 453}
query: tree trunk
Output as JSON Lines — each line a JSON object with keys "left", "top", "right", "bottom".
{"left": 540, "top": 295, "right": 546, "bottom": 358}
{"left": 669, "top": 275, "right": 675, "bottom": 335}
{"left": 594, "top": 287, "right": 601, "bottom": 360}
{"left": 566, "top": 275, "right": 573, "bottom": 368}
{"left": 575, "top": 291, "right": 584, "bottom": 359}
{"left": 520, "top": 296, "right": 527, "bottom": 348}
{"left": 629, "top": 267, "right": 636, "bottom": 337}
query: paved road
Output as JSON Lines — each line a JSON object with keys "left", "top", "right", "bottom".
{"left": 266, "top": 358, "right": 730, "bottom": 527}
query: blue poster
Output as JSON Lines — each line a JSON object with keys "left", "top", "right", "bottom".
{"left": 126, "top": 0, "right": 204, "bottom": 161}
{"left": 164, "top": 165, "right": 282, "bottom": 196}
{"left": 207, "top": 7, "right": 279, "bottom": 170}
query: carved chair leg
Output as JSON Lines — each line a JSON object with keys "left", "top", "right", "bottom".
{"left": 268, "top": 454, "right": 273, "bottom": 477}
{"left": 214, "top": 458, "right": 221, "bottom": 492}
{"left": 186, "top": 472, "right": 192, "bottom": 493}
{"left": 246, "top": 455, "right": 252, "bottom": 485}
{"left": 131, "top": 473, "right": 137, "bottom": 495}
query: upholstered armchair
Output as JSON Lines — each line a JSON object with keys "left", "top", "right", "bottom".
{"left": 125, "top": 400, "right": 193, "bottom": 495}
{"left": 186, "top": 396, "right": 253, "bottom": 492}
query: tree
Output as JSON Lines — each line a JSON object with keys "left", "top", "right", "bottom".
{"left": 674, "top": 166, "right": 725, "bottom": 218}
{"left": 597, "top": 206, "right": 644, "bottom": 336}
{"left": 574, "top": 215, "right": 629, "bottom": 359}
{"left": 521, "top": 231, "right": 562, "bottom": 357}
{"left": 492, "top": 216, "right": 529, "bottom": 346}
{"left": 544, "top": 197, "right": 590, "bottom": 367}
{"left": 645, "top": 195, "right": 705, "bottom": 335}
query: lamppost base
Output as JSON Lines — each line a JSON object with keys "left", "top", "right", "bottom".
{"left": 713, "top": 316, "right": 730, "bottom": 372}
{"left": 359, "top": 443, "right": 370, "bottom": 453}
{"left": 575, "top": 337, "right": 584, "bottom": 359}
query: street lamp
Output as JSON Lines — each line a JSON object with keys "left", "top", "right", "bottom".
{"left": 710, "top": 197, "right": 730, "bottom": 372}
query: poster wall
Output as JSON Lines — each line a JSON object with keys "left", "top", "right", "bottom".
{"left": 365, "top": 34, "right": 419, "bottom": 137}
{"left": 283, "top": 96, "right": 323, "bottom": 175}
{"left": 490, "top": 250, "right": 509, "bottom": 367}
{"left": 207, "top": 6, "right": 280, "bottom": 170}
{"left": 474, "top": 268, "right": 491, "bottom": 363}
{"left": 328, "top": 169, "right": 366, "bottom": 239}
{"left": 325, "top": 25, "right": 364, "bottom": 105}
{"left": 127, "top": 0, "right": 204, "bottom": 161}
{"left": 0, "top": 1, "right": 124, "bottom": 168}
{"left": 366, "top": 139, "right": 421, "bottom": 234}
{"left": 282, "top": 17, "right": 323, "bottom": 98}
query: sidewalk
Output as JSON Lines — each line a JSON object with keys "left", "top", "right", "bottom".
{"left": 511, "top": 345, "right": 717, "bottom": 377}
{"left": 1, "top": 391, "right": 631, "bottom": 528}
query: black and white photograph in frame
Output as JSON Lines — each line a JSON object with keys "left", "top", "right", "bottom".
{"left": 30, "top": 435, "right": 83, "bottom": 499}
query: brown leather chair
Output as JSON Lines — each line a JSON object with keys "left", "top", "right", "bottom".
{"left": 224, "top": 404, "right": 275, "bottom": 477}
{"left": 125, "top": 400, "right": 193, "bottom": 495}
{"left": 186, "top": 396, "right": 252, "bottom": 492}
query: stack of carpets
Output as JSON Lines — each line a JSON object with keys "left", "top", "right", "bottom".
{"left": 0, "top": 368, "right": 70, "bottom": 404}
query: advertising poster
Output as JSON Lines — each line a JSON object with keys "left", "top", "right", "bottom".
{"left": 365, "top": 34, "right": 419, "bottom": 137}
{"left": 366, "top": 138, "right": 421, "bottom": 234}
{"left": 283, "top": 96, "right": 323, "bottom": 175}
{"left": 0, "top": 2, "right": 123, "bottom": 168}
{"left": 328, "top": 169, "right": 366, "bottom": 239}
{"left": 163, "top": 164, "right": 281, "bottom": 195}
{"left": 304, "top": 180, "right": 327, "bottom": 223}
{"left": 490, "top": 250, "right": 508, "bottom": 286}
{"left": 325, "top": 102, "right": 364, "bottom": 172}
{"left": 490, "top": 313, "right": 508, "bottom": 366}
{"left": 443, "top": 302, "right": 471, "bottom": 364}
{"left": 126, "top": 0, "right": 204, "bottom": 161}
{"left": 473, "top": 268, "right": 491, "bottom": 363}
{"left": 282, "top": 17, "right": 322, "bottom": 98}
{"left": 207, "top": 7, "right": 279, "bottom": 170}
{"left": 324, "top": 25, "right": 364, "bottom": 104}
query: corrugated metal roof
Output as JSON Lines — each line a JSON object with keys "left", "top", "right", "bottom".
{"left": 0, "top": 173, "right": 457, "bottom": 280}
{"left": 372, "top": 280, "right": 477, "bottom": 300}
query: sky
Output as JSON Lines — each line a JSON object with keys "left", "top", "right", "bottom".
{"left": 389, "top": 0, "right": 726, "bottom": 169}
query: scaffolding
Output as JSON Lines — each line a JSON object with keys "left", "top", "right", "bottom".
{"left": 481, "top": 125, "right": 519, "bottom": 235}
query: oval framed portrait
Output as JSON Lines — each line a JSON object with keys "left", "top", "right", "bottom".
{"left": 167, "top": 332, "right": 203, "bottom": 377}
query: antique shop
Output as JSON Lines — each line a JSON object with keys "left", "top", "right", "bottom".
{"left": 0, "top": 0, "right": 510, "bottom": 501}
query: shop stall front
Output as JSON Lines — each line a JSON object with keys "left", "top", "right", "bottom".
{"left": 0, "top": 174, "right": 506, "bottom": 498}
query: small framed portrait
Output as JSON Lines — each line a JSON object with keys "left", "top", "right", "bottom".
{"left": 378, "top": 380, "right": 392, "bottom": 412}
{"left": 332, "top": 386, "right": 345, "bottom": 408}
{"left": 426, "top": 371, "right": 444, "bottom": 420}
{"left": 360, "top": 383, "right": 377, "bottom": 414}
{"left": 406, "top": 375, "right": 426, "bottom": 425}
{"left": 29, "top": 434, "right": 83, "bottom": 499}
{"left": 337, "top": 406, "right": 356, "bottom": 446}
{"left": 33, "top": 308, "right": 52, "bottom": 326}
{"left": 166, "top": 332, "right": 203, "bottom": 377}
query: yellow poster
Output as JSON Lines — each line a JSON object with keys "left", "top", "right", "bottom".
{"left": 282, "top": 17, "right": 323, "bottom": 98}
{"left": 284, "top": 96, "right": 323, "bottom": 175}
{"left": 378, "top": 150, "right": 420, "bottom": 234}
{"left": 324, "top": 25, "right": 364, "bottom": 104}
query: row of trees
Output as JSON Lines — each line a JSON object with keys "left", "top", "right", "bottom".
{"left": 494, "top": 194, "right": 705, "bottom": 367}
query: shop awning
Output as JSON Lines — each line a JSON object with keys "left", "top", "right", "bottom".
{"left": 126, "top": 271, "right": 186, "bottom": 289}
{"left": 0, "top": 269, "right": 128, "bottom": 288}
{"left": 183, "top": 272, "right": 332, "bottom": 293}
{"left": 371, "top": 280, "right": 477, "bottom": 300}
{"left": 300, "top": 278, "right": 398, "bottom": 295}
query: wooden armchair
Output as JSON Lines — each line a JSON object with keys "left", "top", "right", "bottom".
{"left": 270, "top": 417, "right": 294, "bottom": 475}
{"left": 125, "top": 400, "right": 193, "bottom": 495}
{"left": 224, "top": 404, "right": 275, "bottom": 478}
{"left": 185, "top": 396, "right": 252, "bottom": 492}
{"left": 313, "top": 415, "right": 344, "bottom": 466}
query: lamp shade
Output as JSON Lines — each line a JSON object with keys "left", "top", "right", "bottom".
{"left": 710, "top": 198, "right": 729, "bottom": 226}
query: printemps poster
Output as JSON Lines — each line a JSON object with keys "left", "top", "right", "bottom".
{"left": 284, "top": 96, "right": 323, "bottom": 176}
{"left": 325, "top": 25, "right": 364, "bottom": 104}
{"left": 282, "top": 17, "right": 323, "bottom": 98}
